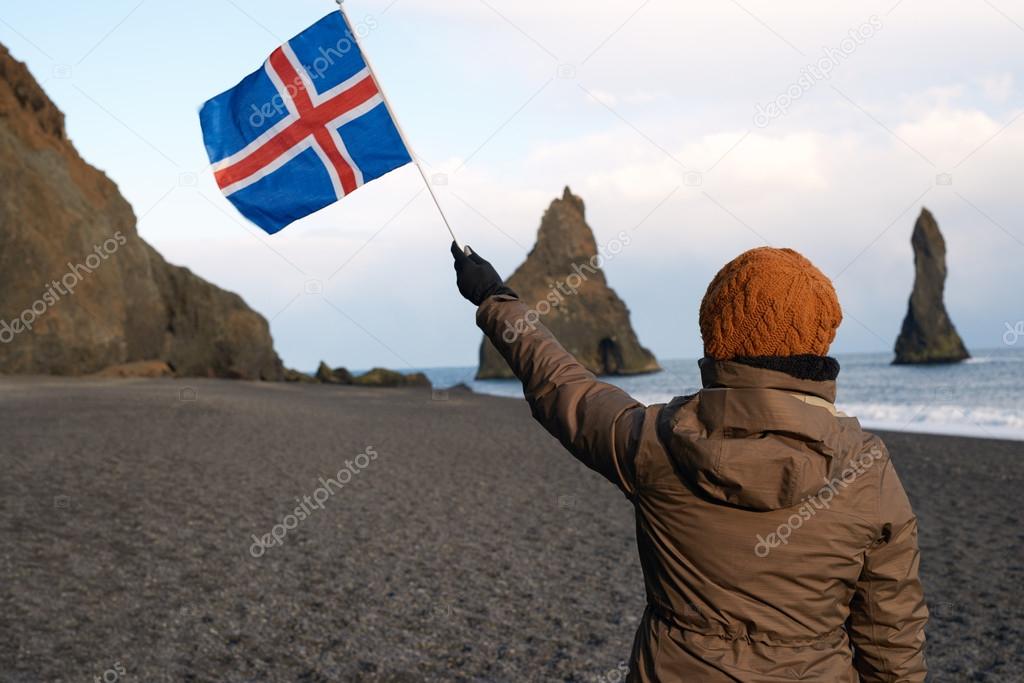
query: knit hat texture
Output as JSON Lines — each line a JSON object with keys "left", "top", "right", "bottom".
{"left": 700, "top": 247, "right": 842, "bottom": 360}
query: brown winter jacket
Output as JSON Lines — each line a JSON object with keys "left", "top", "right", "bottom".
{"left": 478, "top": 295, "right": 928, "bottom": 682}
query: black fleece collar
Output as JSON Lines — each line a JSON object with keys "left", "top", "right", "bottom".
{"left": 728, "top": 355, "right": 840, "bottom": 382}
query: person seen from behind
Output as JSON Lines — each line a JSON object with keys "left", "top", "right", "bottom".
{"left": 451, "top": 242, "right": 928, "bottom": 682}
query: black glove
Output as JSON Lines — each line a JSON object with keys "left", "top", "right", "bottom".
{"left": 450, "top": 241, "right": 517, "bottom": 306}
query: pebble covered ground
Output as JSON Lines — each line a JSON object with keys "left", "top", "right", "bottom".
{"left": 0, "top": 377, "right": 1021, "bottom": 681}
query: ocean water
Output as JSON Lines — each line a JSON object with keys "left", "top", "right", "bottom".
{"left": 418, "top": 348, "right": 1024, "bottom": 442}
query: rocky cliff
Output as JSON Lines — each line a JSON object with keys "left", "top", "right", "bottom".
{"left": 0, "top": 44, "right": 283, "bottom": 379}
{"left": 477, "top": 188, "right": 659, "bottom": 379}
{"left": 893, "top": 208, "right": 970, "bottom": 365}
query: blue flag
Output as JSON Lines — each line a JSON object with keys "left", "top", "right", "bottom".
{"left": 199, "top": 13, "right": 412, "bottom": 234}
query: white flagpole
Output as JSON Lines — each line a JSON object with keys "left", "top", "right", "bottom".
{"left": 335, "top": 0, "right": 460, "bottom": 248}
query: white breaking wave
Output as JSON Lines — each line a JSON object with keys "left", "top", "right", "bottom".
{"left": 838, "top": 402, "right": 1024, "bottom": 441}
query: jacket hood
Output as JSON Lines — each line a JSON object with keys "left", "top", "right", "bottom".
{"left": 656, "top": 359, "right": 860, "bottom": 511}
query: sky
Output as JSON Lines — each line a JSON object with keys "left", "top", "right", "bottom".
{"left": 1, "top": 0, "right": 1022, "bottom": 372}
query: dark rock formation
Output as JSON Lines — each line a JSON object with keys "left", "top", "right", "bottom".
{"left": 477, "top": 187, "right": 660, "bottom": 379}
{"left": 308, "top": 363, "right": 427, "bottom": 387}
{"left": 315, "top": 363, "right": 333, "bottom": 383}
{"left": 283, "top": 368, "right": 317, "bottom": 383}
{"left": 352, "top": 368, "right": 431, "bottom": 387}
{"left": 0, "top": 44, "right": 283, "bottom": 379}
{"left": 893, "top": 208, "right": 970, "bottom": 365}
{"left": 315, "top": 362, "right": 353, "bottom": 384}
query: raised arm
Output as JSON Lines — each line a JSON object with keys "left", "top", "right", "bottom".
{"left": 452, "top": 243, "right": 646, "bottom": 496}
{"left": 848, "top": 457, "right": 929, "bottom": 682}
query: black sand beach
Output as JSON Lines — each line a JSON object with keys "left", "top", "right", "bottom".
{"left": 1, "top": 377, "right": 1021, "bottom": 682}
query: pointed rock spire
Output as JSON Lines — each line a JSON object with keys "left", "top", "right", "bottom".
{"left": 477, "top": 188, "right": 660, "bottom": 379}
{"left": 893, "top": 208, "right": 970, "bottom": 364}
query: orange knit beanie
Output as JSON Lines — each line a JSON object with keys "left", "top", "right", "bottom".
{"left": 700, "top": 247, "right": 842, "bottom": 359}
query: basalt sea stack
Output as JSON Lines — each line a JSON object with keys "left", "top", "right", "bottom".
{"left": 0, "top": 44, "right": 283, "bottom": 379}
{"left": 477, "top": 188, "right": 659, "bottom": 379}
{"left": 893, "top": 208, "right": 970, "bottom": 365}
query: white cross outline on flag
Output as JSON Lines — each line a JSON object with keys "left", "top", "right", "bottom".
{"left": 212, "top": 43, "right": 385, "bottom": 199}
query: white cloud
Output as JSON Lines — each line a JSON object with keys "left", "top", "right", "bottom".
{"left": 981, "top": 73, "right": 1014, "bottom": 103}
